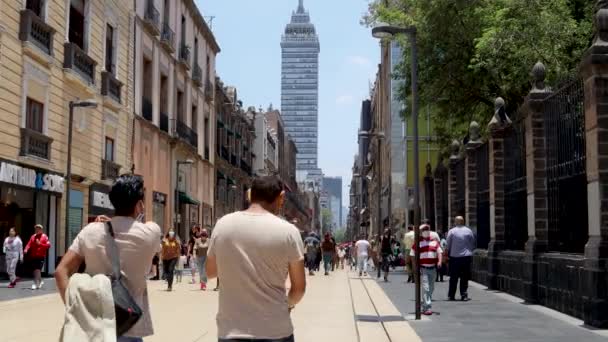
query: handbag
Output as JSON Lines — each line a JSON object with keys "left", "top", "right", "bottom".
{"left": 105, "top": 222, "right": 143, "bottom": 337}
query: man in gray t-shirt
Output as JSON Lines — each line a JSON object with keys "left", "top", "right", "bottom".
{"left": 446, "top": 216, "right": 476, "bottom": 301}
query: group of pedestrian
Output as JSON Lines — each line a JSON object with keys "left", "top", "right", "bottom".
{"left": 3, "top": 224, "right": 51, "bottom": 290}
{"left": 303, "top": 230, "right": 342, "bottom": 276}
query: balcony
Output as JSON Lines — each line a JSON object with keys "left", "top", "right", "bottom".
{"left": 101, "top": 159, "right": 121, "bottom": 181}
{"left": 160, "top": 22, "right": 175, "bottom": 53}
{"left": 221, "top": 146, "right": 229, "bottom": 161}
{"left": 101, "top": 71, "right": 122, "bottom": 103}
{"left": 175, "top": 120, "right": 198, "bottom": 149}
{"left": 241, "top": 159, "right": 252, "bottom": 175}
{"left": 63, "top": 42, "right": 96, "bottom": 85}
{"left": 143, "top": 0, "right": 160, "bottom": 36}
{"left": 178, "top": 44, "right": 191, "bottom": 69}
{"left": 19, "top": 10, "right": 55, "bottom": 56}
{"left": 142, "top": 98, "right": 153, "bottom": 122}
{"left": 230, "top": 154, "right": 237, "bottom": 166}
{"left": 20, "top": 128, "right": 52, "bottom": 160}
{"left": 160, "top": 112, "right": 169, "bottom": 133}
{"left": 192, "top": 64, "right": 203, "bottom": 87}
{"left": 204, "top": 79, "right": 214, "bottom": 102}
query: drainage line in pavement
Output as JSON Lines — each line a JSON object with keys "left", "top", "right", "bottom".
{"left": 360, "top": 278, "right": 393, "bottom": 342}
{"left": 347, "top": 275, "right": 363, "bottom": 342}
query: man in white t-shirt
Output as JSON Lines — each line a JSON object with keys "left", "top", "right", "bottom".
{"left": 206, "top": 176, "right": 306, "bottom": 342}
{"left": 355, "top": 235, "right": 371, "bottom": 277}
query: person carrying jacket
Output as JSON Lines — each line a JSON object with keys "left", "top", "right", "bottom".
{"left": 24, "top": 224, "right": 50, "bottom": 290}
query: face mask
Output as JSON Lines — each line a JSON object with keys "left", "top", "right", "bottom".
{"left": 169, "top": 232, "right": 175, "bottom": 238}
{"left": 421, "top": 231, "right": 430, "bottom": 239}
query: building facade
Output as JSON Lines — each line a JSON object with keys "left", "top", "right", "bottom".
{"left": 323, "top": 176, "right": 343, "bottom": 229}
{"left": 214, "top": 81, "right": 254, "bottom": 220}
{"left": 0, "top": 0, "right": 134, "bottom": 273}
{"left": 280, "top": 0, "right": 320, "bottom": 178}
{"left": 132, "top": 0, "right": 219, "bottom": 239}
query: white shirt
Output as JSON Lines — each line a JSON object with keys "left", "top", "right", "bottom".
{"left": 355, "top": 240, "right": 371, "bottom": 257}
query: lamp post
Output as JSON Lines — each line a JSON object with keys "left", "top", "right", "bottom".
{"left": 64, "top": 99, "right": 98, "bottom": 252}
{"left": 175, "top": 159, "right": 194, "bottom": 236}
{"left": 372, "top": 23, "right": 421, "bottom": 319}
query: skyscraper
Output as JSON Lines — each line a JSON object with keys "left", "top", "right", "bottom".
{"left": 281, "top": 0, "right": 320, "bottom": 179}
{"left": 323, "top": 177, "right": 343, "bottom": 229}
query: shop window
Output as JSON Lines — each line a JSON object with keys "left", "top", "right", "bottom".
{"left": 104, "top": 137, "right": 114, "bottom": 161}
{"left": 69, "top": 0, "right": 86, "bottom": 50}
{"left": 26, "top": 97, "right": 44, "bottom": 133}
{"left": 105, "top": 23, "right": 115, "bottom": 74}
{"left": 26, "top": 0, "right": 44, "bottom": 17}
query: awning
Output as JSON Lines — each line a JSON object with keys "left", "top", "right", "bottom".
{"left": 179, "top": 191, "right": 200, "bottom": 205}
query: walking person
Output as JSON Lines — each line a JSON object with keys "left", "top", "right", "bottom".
{"left": 410, "top": 224, "right": 443, "bottom": 315}
{"left": 355, "top": 235, "right": 371, "bottom": 277}
{"left": 205, "top": 176, "right": 306, "bottom": 341}
{"left": 161, "top": 230, "right": 181, "bottom": 291}
{"left": 380, "top": 228, "right": 392, "bottom": 281}
{"left": 320, "top": 232, "right": 335, "bottom": 275}
{"left": 54, "top": 174, "right": 163, "bottom": 341}
{"left": 24, "top": 224, "right": 50, "bottom": 290}
{"left": 338, "top": 247, "right": 346, "bottom": 269}
{"left": 303, "top": 232, "right": 320, "bottom": 275}
{"left": 403, "top": 225, "right": 415, "bottom": 283}
{"left": 187, "top": 225, "right": 201, "bottom": 284}
{"left": 193, "top": 228, "right": 210, "bottom": 290}
{"left": 446, "top": 216, "right": 476, "bottom": 301}
{"left": 3, "top": 227, "right": 23, "bottom": 288}
{"left": 176, "top": 251, "right": 186, "bottom": 283}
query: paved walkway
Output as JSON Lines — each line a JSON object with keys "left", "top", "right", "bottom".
{"left": 0, "top": 277, "right": 56, "bottom": 302}
{"left": 0, "top": 269, "right": 414, "bottom": 341}
{"left": 376, "top": 269, "right": 608, "bottom": 342}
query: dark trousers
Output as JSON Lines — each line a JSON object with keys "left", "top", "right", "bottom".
{"left": 381, "top": 253, "right": 391, "bottom": 274}
{"left": 219, "top": 335, "right": 294, "bottom": 342}
{"left": 163, "top": 258, "right": 178, "bottom": 288}
{"left": 448, "top": 256, "right": 472, "bottom": 298}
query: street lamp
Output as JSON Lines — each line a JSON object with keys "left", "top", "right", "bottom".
{"left": 64, "top": 99, "right": 98, "bottom": 252}
{"left": 372, "top": 22, "right": 422, "bottom": 320}
{"left": 175, "top": 159, "right": 194, "bottom": 235}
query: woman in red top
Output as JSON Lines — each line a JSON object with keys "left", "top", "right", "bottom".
{"left": 24, "top": 224, "right": 51, "bottom": 290}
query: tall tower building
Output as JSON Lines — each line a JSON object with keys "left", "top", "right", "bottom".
{"left": 281, "top": 0, "right": 320, "bottom": 181}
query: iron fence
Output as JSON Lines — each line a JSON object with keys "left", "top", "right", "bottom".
{"left": 504, "top": 117, "right": 528, "bottom": 250}
{"left": 454, "top": 158, "right": 466, "bottom": 218}
{"left": 476, "top": 142, "right": 491, "bottom": 249}
{"left": 544, "top": 77, "right": 587, "bottom": 253}
{"left": 434, "top": 162, "right": 449, "bottom": 233}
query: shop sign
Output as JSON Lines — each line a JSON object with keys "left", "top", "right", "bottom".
{"left": 89, "top": 183, "right": 114, "bottom": 216}
{"left": 92, "top": 191, "right": 114, "bottom": 210}
{"left": 153, "top": 191, "right": 166, "bottom": 204}
{"left": 0, "top": 161, "right": 64, "bottom": 194}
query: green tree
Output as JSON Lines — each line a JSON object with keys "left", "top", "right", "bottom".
{"left": 364, "top": 0, "right": 594, "bottom": 149}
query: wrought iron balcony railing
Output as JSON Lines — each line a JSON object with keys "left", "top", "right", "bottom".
{"left": 178, "top": 44, "right": 191, "bottom": 69}
{"left": 64, "top": 42, "right": 96, "bottom": 85}
{"left": 20, "top": 128, "right": 52, "bottom": 160}
{"left": 192, "top": 64, "right": 203, "bottom": 87}
{"left": 160, "top": 111, "right": 169, "bottom": 133}
{"left": 144, "top": 0, "right": 160, "bottom": 35}
{"left": 142, "top": 98, "right": 153, "bottom": 121}
{"left": 101, "top": 71, "right": 122, "bottom": 103}
{"left": 19, "top": 10, "right": 55, "bottom": 55}
{"left": 101, "top": 159, "right": 121, "bottom": 180}
{"left": 204, "top": 78, "right": 214, "bottom": 102}
{"left": 160, "top": 22, "right": 175, "bottom": 52}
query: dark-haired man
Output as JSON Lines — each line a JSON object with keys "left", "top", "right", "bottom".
{"left": 206, "top": 176, "right": 306, "bottom": 342}
{"left": 55, "top": 174, "right": 162, "bottom": 341}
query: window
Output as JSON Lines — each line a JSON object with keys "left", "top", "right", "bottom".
{"left": 104, "top": 137, "right": 114, "bottom": 161}
{"left": 181, "top": 15, "right": 186, "bottom": 45}
{"left": 191, "top": 105, "right": 198, "bottom": 130}
{"left": 26, "top": 98, "right": 44, "bottom": 133}
{"left": 26, "top": 0, "right": 44, "bottom": 17}
{"left": 105, "top": 24, "right": 115, "bottom": 74}
{"left": 163, "top": 0, "right": 170, "bottom": 23}
{"left": 69, "top": 0, "right": 86, "bottom": 50}
{"left": 204, "top": 117, "right": 209, "bottom": 151}
{"left": 206, "top": 55, "right": 210, "bottom": 80}
{"left": 194, "top": 37, "right": 198, "bottom": 66}
{"left": 176, "top": 91, "right": 184, "bottom": 122}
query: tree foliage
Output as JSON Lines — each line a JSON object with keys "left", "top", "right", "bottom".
{"left": 364, "top": 0, "right": 594, "bottom": 150}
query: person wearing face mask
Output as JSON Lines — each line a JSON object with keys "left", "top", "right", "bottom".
{"left": 193, "top": 228, "right": 210, "bottom": 290}
{"left": 161, "top": 229, "right": 181, "bottom": 291}
{"left": 3, "top": 227, "right": 24, "bottom": 288}
{"left": 55, "top": 174, "right": 163, "bottom": 341}
{"left": 410, "top": 224, "right": 443, "bottom": 316}
{"left": 205, "top": 176, "right": 306, "bottom": 342}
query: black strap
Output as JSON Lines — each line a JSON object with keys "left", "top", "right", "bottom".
{"left": 105, "top": 222, "right": 122, "bottom": 280}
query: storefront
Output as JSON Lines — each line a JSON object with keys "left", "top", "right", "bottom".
{"left": 0, "top": 160, "right": 64, "bottom": 275}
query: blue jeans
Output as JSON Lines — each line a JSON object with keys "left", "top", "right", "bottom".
{"left": 197, "top": 255, "right": 207, "bottom": 283}
{"left": 218, "top": 335, "right": 294, "bottom": 342}
{"left": 322, "top": 253, "right": 332, "bottom": 273}
{"left": 421, "top": 267, "right": 437, "bottom": 311}
{"left": 118, "top": 337, "right": 143, "bottom": 342}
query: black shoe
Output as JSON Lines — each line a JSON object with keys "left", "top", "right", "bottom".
{"left": 461, "top": 296, "right": 471, "bottom": 301}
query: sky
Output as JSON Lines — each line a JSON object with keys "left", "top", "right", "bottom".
{"left": 197, "top": 0, "right": 380, "bottom": 207}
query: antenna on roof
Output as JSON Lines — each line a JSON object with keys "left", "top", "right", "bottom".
{"left": 204, "top": 16, "right": 216, "bottom": 30}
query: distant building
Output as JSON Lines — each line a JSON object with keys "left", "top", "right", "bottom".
{"left": 323, "top": 177, "right": 343, "bottom": 229}
{"left": 281, "top": 0, "right": 321, "bottom": 179}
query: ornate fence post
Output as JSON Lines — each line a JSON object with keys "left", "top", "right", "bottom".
{"left": 465, "top": 122, "right": 482, "bottom": 235}
{"left": 448, "top": 140, "right": 461, "bottom": 228}
{"left": 522, "top": 62, "right": 552, "bottom": 303}
{"left": 487, "top": 97, "right": 511, "bottom": 289}
{"left": 434, "top": 160, "right": 449, "bottom": 234}
{"left": 423, "top": 163, "right": 435, "bottom": 229}
{"left": 580, "top": 1, "right": 608, "bottom": 327}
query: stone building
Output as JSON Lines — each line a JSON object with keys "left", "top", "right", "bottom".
{"left": 131, "top": 0, "right": 219, "bottom": 239}
{"left": 0, "top": 0, "right": 134, "bottom": 272}
{"left": 213, "top": 80, "right": 254, "bottom": 220}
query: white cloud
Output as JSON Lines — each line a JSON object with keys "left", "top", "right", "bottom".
{"left": 336, "top": 95, "right": 354, "bottom": 105}
{"left": 347, "top": 55, "right": 371, "bottom": 67}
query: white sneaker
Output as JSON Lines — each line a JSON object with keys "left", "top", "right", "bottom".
{"left": 38, "top": 281, "right": 44, "bottom": 289}
{"left": 31, "top": 284, "right": 37, "bottom": 290}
